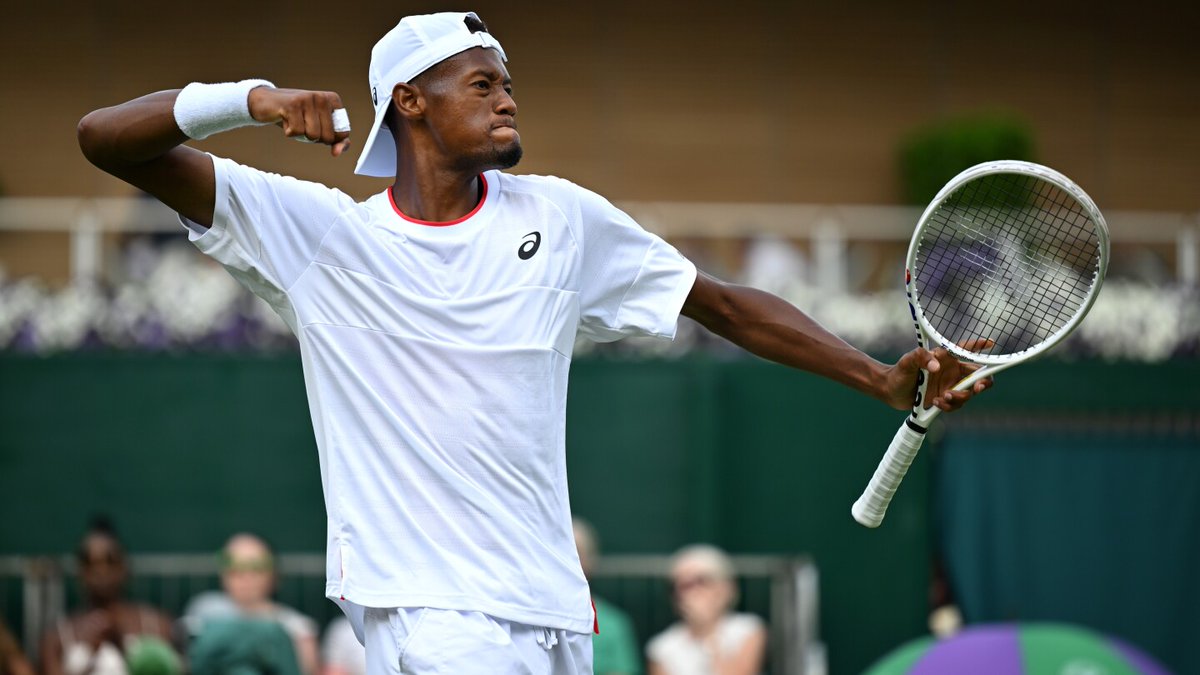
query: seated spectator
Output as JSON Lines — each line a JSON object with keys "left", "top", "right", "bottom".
{"left": 573, "top": 517, "right": 641, "bottom": 675}
{"left": 39, "top": 518, "right": 180, "bottom": 675}
{"left": 647, "top": 544, "right": 766, "bottom": 675}
{"left": 0, "top": 617, "right": 34, "bottom": 675}
{"left": 183, "top": 533, "right": 319, "bottom": 675}
{"left": 188, "top": 619, "right": 300, "bottom": 675}
{"left": 319, "top": 617, "right": 364, "bottom": 675}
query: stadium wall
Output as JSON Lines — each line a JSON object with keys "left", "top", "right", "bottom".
{"left": 3, "top": 0, "right": 1197, "bottom": 209}
{"left": 3, "top": 355, "right": 1197, "bottom": 673}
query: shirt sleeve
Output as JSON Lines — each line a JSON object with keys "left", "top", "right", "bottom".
{"left": 178, "top": 155, "right": 356, "bottom": 308}
{"left": 573, "top": 185, "right": 697, "bottom": 342}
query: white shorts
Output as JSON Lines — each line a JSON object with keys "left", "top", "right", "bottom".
{"left": 358, "top": 606, "right": 593, "bottom": 675}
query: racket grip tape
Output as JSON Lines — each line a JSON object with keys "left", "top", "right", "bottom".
{"left": 851, "top": 422, "right": 928, "bottom": 528}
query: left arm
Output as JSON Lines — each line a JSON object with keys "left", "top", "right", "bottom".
{"left": 681, "top": 272, "right": 989, "bottom": 411}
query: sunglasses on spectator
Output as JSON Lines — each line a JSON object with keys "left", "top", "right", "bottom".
{"left": 77, "top": 551, "right": 124, "bottom": 568}
{"left": 672, "top": 574, "right": 716, "bottom": 593}
{"left": 220, "top": 555, "right": 275, "bottom": 573}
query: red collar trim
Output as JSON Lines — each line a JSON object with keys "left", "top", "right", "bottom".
{"left": 387, "top": 174, "right": 489, "bottom": 227}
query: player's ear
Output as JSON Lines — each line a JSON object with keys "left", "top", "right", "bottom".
{"left": 392, "top": 83, "right": 424, "bottom": 120}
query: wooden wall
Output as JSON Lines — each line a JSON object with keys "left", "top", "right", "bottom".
{"left": 1, "top": 1, "right": 1197, "bottom": 281}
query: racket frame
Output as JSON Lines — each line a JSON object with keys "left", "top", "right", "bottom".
{"left": 908, "top": 160, "right": 1110, "bottom": 368}
{"left": 852, "top": 160, "right": 1110, "bottom": 527}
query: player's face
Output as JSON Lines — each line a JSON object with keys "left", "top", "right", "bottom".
{"left": 421, "top": 47, "right": 522, "bottom": 172}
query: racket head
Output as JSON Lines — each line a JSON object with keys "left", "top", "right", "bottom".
{"left": 905, "top": 161, "right": 1109, "bottom": 366}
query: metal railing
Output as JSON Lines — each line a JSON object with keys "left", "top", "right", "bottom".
{"left": 0, "top": 553, "right": 821, "bottom": 674}
{"left": 1, "top": 196, "right": 1196, "bottom": 289}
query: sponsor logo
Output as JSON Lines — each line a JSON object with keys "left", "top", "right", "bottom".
{"left": 518, "top": 231, "right": 541, "bottom": 260}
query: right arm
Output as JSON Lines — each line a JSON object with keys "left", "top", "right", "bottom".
{"left": 76, "top": 84, "right": 351, "bottom": 227}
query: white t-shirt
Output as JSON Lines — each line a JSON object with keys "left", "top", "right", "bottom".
{"left": 646, "top": 613, "right": 765, "bottom": 675}
{"left": 181, "top": 156, "right": 697, "bottom": 634}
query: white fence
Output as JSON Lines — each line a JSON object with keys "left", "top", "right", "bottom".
{"left": 0, "top": 553, "right": 822, "bottom": 675}
{"left": 1, "top": 197, "right": 1197, "bottom": 289}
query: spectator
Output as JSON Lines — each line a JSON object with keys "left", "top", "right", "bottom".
{"left": 647, "top": 545, "right": 766, "bottom": 675}
{"left": 572, "top": 518, "right": 641, "bottom": 675}
{"left": 0, "top": 617, "right": 34, "bottom": 675}
{"left": 188, "top": 619, "right": 300, "bottom": 675}
{"left": 39, "top": 518, "right": 180, "bottom": 675}
{"left": 319, "top": 617, "right": 365, "bottom": 675}
{"left": 183, "top": 533, "right": 319, "bottom": 675}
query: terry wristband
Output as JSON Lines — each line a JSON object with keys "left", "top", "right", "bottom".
{"left": 173, "top": 79, "right": 275, "bottom": 140}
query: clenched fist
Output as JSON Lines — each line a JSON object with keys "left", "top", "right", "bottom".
{"left": 248, "top": 87, "right": 352, "bottom": 156}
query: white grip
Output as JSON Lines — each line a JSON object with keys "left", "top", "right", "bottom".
{"left": 851, "top": 422, "right": 927, "bottom": 528}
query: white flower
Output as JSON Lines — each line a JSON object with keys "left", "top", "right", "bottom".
{"left": 1077, "top": 282, "right": 1183, "bottom": 361}
{"left": 0, "top": 279, "right": 47, "bottom": 347}
{"left": 27, "top": 284, "right": 104, "bottom": 350}
{"left": 145, "top": 247, "right": 242, "bottom": 341}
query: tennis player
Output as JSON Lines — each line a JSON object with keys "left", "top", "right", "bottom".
{"left": 77, "top": 11, "right": 988, "bottom": 674}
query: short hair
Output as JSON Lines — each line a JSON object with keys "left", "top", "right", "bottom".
{"left": 670, "top": 543, "right": 736, "bottom": 582}
{"left": 385, "top": 57, "right": 451, "bottom": 131}
{"left": 220, "top": 532, "right": 276, "bottom": 568}
{"left": 76, "top": 515, "right": 124, "bottom": 562}
{"left": 671, "top": 543, "right": 740, "bottom": 609}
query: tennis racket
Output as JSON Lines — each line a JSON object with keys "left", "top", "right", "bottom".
{"left": 851, "top": 160, "right": 1109, "bottom": 528}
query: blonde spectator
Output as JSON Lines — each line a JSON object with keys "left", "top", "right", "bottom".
{"left": 183, "top": 533, "right": 319, "bottom": 675}
{"left": 647, "top": 545, "right": 766, "bottom": 675}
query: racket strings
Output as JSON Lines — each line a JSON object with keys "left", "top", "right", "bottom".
{"left": 922, "top": 176, "right": 1095, "bottom": 350}
{"left": 914, "top": 173, "right": 1102, "bottom": 356}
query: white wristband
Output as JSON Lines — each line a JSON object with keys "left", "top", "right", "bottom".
{"left": 173, "top": 79, "right": 275, "bottom": 140}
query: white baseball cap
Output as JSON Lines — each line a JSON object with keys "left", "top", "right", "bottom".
{"left": 354, "top": 12, "right": 507, "bottom": 177}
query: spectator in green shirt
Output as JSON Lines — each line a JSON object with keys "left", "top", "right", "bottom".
{"left": 573, "top": 518, "right": 642, "bottom": 675}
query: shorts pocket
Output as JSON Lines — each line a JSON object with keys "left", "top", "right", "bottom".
{"left": 399, "top": 610, "right": 519, "bottom": 674}
{"left": 393, "top": 607, "right": 430, "bottom": 671}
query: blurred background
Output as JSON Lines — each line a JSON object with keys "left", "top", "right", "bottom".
{"left": 0, "top": 1, "right": 1197, "bottom": 674}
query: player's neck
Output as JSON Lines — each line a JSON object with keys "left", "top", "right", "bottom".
{"left": 390, "top": 155, "right": 484, "bottom": 224}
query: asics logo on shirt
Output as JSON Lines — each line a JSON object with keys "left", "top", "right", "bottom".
{"left": 518, "top": 232, "right": 542, "bottom": 260}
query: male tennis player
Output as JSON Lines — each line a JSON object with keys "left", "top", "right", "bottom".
{"left": 78, "top": 11, "right": 988, "bottom": 674}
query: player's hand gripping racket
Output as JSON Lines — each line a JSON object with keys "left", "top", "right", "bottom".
{"left": 851, "top": 160, "right": 1110, "bottom": 528}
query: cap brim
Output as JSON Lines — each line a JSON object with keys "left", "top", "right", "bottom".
{"left": 353, "top": 98, "right": 396, "bottom": 178}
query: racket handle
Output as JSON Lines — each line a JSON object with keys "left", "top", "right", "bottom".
{"left": 852, "top": 422, "right": 927, "bottom": 528}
